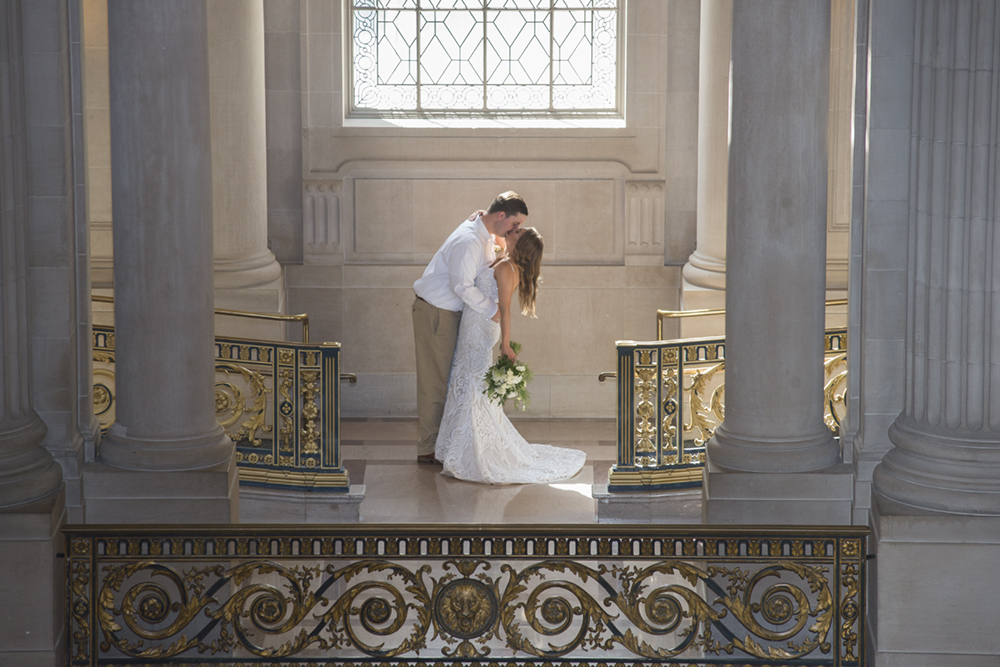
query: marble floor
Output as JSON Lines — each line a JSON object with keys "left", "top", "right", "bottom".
{"left": 238, "top": 418, "right": 702, "bottom": 524}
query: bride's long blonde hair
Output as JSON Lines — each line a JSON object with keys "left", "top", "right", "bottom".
{"left": 510, "top": 227, "right": 543, "bottom": 317}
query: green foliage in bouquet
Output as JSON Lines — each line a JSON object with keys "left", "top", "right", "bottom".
{"left": 482, "top": 341, "right": 534, "bottom": 411}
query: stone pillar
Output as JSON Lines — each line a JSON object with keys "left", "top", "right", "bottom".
{"left": 874, "top": 0, "right": 1000, "bottom": 517}
{"left": 703, "top": 0, "right": 849, "bottom": 524}
{"left": 0, "top": 1, "right": 66, "bottom": 661}
{"left": 207, "top": 0, "right": 283, "bottom": 339}
{"left": 87, "top": 0, "right": 237, "bottom": 523}
{"left": 684, "top": 0, "right": 730, "bottom": 292}
{"left": 869, "top": 9, "right": 1000, "bottom": 663}
{"left": 0, "top": 0, "right": 63, "bottom": 510}
{"left": 680, "top": 0, "right": 730, "bottom": 339}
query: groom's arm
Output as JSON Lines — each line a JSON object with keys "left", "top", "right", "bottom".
{"left": 448, "top": 238, "right": 498, "bottom": 320}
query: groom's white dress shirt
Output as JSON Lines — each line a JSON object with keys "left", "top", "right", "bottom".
{"left": 414, "top": 215, "right": 498, "bottom": 320}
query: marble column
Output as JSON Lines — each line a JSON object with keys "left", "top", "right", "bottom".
{"left": 683, "top": 0, "right": 730, "bottom": 292}
{"left": 874, "top": 0, "right": 1000, "bottom": 516}
{"left": 0, "top": 2, "right": 66, "bottom": 662}
{"left": 679, "top": 0, "right": 730, "bottom": 339}
{"left": 90, "top": 0, "right": 236, "bottom": 522}
{"left": 706, "top": 1, "right": 841, "bottom": 474}
{"left": 0, "top": 0, "right": 63, "bottom": 508}
{"left": 207, "top": 0, "right": 283, "bottom": 337}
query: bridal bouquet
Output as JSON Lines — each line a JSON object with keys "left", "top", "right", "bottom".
{"left": 483, "top": 341, "right": 534, "bottom": 410}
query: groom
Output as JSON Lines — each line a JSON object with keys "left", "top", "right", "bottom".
{"left": 412, "top": 191, "right": 528, "bottom": 464}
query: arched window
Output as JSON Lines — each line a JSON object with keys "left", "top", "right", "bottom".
{"left": 349, "top": 0, "right": 621, "bottom": 118}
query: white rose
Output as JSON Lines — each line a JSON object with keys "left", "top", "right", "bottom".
{"left": 516, "top": 365, "right": 526, "bottom": 373}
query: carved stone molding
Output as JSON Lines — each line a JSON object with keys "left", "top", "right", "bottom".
{"left": 303, "top": 181, "right": 342, "bottom": 264}
{"left": 625, "top": 182, "right": 664, "bottom": 254}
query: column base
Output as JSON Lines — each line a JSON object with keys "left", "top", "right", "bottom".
{"left": 83, "top": 458, "right": 238, "bottom": 523}
{"left": 874, "top": 417, "right": 1000, "bottom": 515}
{"left": 592, "top": 484, "right": 702, "bottom": 523}
{"left": 0, "top": 488, "right": 66, "bottom": 667}
{"left": 240, "top": 484, "right": 366, "bottom": 523}
{"left": 702, "top": 459, "right": 854, "bottom": 524}
{"left": 707, "top": 423, "right": 841, "bottom": 473}
{"left": 100, "top": 423, "right": 235, "bottom": 472}
{"left": 871, "top": 494, "right": 1000, "bottom": 663}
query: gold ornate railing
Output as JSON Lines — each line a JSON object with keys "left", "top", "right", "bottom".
{"left": 64, "top": 523, "right": 868, "bottom": 667}
{"left": 93, "top": 325, "right": 351, "bottom": 492}
{"left": 607, "top": 329, "right": 847, "bottom": 491}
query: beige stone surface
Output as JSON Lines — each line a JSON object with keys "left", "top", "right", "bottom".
{"left": 0, "top": 492, "right": 66, "bottom": 665}
{"left": 83, "top": 460, "right": 238, "bottom": 523}
{"left": 703, "top": 462, "right": 855, "bottom": 525}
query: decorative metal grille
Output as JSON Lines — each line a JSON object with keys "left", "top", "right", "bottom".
{"left": 350, "top": 0, "right": 620, "bottom": 116}
{"left": 66, "top": 524, "right": 868, "bottom": 666}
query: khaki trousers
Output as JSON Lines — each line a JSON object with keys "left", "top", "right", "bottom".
{"left": 412, "top": 297, "right": 461, "bottom": 456}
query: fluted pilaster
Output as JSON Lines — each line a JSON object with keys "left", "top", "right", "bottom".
{"left": 100, "top": 0, "right": 233, "bottom": 472}
{"left": 706, "top": 0, "right": 839, "bottom": 473}
{"left": 0, "top": 0, "right": 62, "bottom": 506}
{"left": 874, "top": 0, "right": 1000, "bottom": 514}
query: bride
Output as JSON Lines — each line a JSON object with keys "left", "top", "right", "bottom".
{"left": 435, "top": 226, "right": 587, "bottom": 484}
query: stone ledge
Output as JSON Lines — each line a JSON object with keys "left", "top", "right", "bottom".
{"left": 592, "top": 484, "right": 702, "bottom": 524}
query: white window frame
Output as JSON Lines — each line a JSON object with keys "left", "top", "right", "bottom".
{"left": 347, "top": 0, "right": 625, "bottom": 120}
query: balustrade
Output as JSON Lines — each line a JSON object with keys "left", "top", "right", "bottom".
{"left": 65, "top": 523, "right": 867, "bottom": 666}
{"left": 606, "top": 330, "right": 847, "bottom": 491}
{"left": 93, "top": 324, "right": 351, "bottom": 492}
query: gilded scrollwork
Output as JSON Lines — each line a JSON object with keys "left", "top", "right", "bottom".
{"left": 684, "top": 361, "right": 725, "bottom": 446}
{"left": 661, "top": 366, "right": 678, "bottom": 451}
{"left": 215, "top": 362, "right": 272, "bottom": 446}
{"left": 72, "top": 529, "right": 865, "bottom": 666}
{"left": 840, "top": 561, "right": 860, "bottom": 661}
{"left": 634, "top": 350, "right": 658, "bottom": 456}
{"left": 300, "top": 369, "right": 321, "bottom": 454}
{"left": 278, "top": 369, "right": 294, "bottom": 453}
{"left": 823, "top": 352, "right": 848, "bottom": 436}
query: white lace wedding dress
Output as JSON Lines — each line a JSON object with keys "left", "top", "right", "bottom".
{"left": 435, "top": 268, "right": 587, "bottom": 484}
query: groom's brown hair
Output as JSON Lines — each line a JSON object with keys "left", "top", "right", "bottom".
{"left": 487, "top": 191, "right": 528, "bottom": 218}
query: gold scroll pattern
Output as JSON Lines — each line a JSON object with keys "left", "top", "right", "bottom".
{"left": 661, "top": 366, "right": 678, "bottom": 451}
{"left": 633, "top": 349, "right": 657, "bottom": 457}
{"left": 89, "top": 556, "right": 836, "bottom": 663}
{"left": 683, "top": 361, "right": 725, "bottom": 446}
{"left": 300, "top": 369, "right": 321, "bottom": 456}
{"left": 840, "top": 540, "right": 862, "bottom": 661}
{"left": 215, "top": 363, "right": 271, "bottom": 446}
{"left": 824, "top": 352, "right": 848, "bottom": 437}
{"left": 277, "top": 368, "right": 294, "bottom": 454}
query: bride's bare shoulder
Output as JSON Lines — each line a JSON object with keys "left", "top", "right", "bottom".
{"left": 493, "top": 258, "right": 519, "bottom": 285}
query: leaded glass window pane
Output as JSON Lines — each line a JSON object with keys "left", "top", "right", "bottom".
{"left": 349, "top": 0, "right": 621, "bottom": 117}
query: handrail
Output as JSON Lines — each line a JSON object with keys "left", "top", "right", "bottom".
{"left": 92, "top": 294, "right": 310, "bottom": 343}
{"left": 656, "top": 297, "right": 848, "bottom": 340}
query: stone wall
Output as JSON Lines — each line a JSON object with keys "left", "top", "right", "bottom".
{"left": 277, "top": 0, "right": 697, "bottom": 418}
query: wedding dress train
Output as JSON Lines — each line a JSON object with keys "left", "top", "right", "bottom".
{"left": 435, "top": 269, "right": 587, "bottom": 484}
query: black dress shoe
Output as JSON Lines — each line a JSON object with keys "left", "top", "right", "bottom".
{"left": 417, "top": 454, "right": 437, "bottom": 464}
